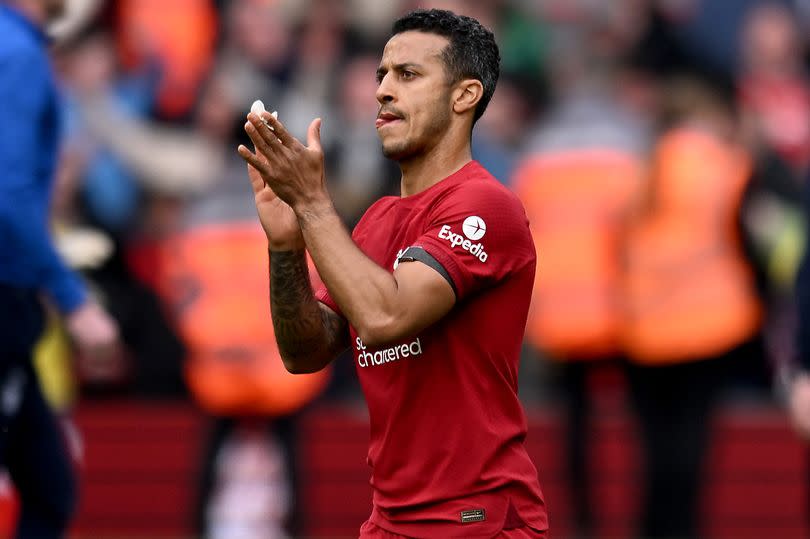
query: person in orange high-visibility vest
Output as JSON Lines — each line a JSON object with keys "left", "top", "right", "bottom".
{"left": 135, "top": 67, "right": 332, "bottom": 538}
{"left": 621, "top": 76, "right": 764, "bottom": 539}
{"left": 155, "top": 221, "right": 331, "bottom": 538}
{"left": 512, "top": 77, "right": 649, "bottom": 538}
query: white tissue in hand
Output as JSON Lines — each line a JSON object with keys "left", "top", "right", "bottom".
{"left": 250, "top": 100, "right": 278, "bottom": 129}
{"left": 250, "top": 99, "right": 265, "bottom": 115}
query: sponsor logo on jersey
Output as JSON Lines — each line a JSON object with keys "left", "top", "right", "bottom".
{"left": 438, "top": 220, "right": 488, "bottom": 263}
{"left": 462, "top": 216, "right": 487, "bottom": 240}
{"left": 355, "top": 336, "right": 423, "bottom": 368}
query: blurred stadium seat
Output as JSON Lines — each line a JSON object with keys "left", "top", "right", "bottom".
{"left": 0, "top": 399, "right": 803, "bottom": 539}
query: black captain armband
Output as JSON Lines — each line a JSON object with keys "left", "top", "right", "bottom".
{"left": 396, "top": 247, "right": 457, "bottom": 296}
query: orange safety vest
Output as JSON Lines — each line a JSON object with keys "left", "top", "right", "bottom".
{"left": 158, "top": 222, "right": 330, "bottom": 416}
{"left": 117, "top": 0, "right": 218, "bottom": 118}
{"left": 621, "top": 127, "right": 763, "bottom": 365}
{"left": 513, "top": 150, "right": 644, "bottom": 359}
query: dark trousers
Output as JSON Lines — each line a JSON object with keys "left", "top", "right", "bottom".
{"left": 554, "top": 358, "right": 625, "bottom": 539}
{"left": 0, "top": 284, "right": 76, "bottom": 539}
{"left": 559, "top": 360, "right": 595, "bottom": 538}
{"left": 625, "top": 353, "right": 734, "bottom": 539}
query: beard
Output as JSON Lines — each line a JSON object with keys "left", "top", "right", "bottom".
{"left": 382, "top": 137, "right": 418, "bottom": 161}
{"left": 380, "top": 96, "right": 452, "bottom": 162}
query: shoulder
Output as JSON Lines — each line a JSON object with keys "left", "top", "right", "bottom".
{"left": 427, "top": 164, "right": 533, "bottom": 257}
{"left": 437, "top": 162, "right": 528, "bottom": 219}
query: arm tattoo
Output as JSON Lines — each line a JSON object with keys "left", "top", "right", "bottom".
{"left": 269, "top": 250, "right": 348, "bottom": 364}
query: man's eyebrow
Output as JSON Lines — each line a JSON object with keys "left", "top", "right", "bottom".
{"left": 392, "top": 62, "right": 423, "bottom": 72}
{"left": 376, "top": 63, "right": 424, "bottom": 78}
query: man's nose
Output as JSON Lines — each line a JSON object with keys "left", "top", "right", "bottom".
{"left": 376, "top": 74, "right": 395, "bottom": 104}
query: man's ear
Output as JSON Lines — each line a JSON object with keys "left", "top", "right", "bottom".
{"left": 452, "top": 79, "right": 484, "bottom": 116}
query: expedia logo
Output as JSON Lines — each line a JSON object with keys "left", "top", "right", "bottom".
{"left": 462, "top": 215, "right": 486, "bottom": 240}
{"left": 355, "top": 337, "right": 423, "bottom": 368}
{"left": 438, "top": 221, "right": 488, "bottom": 263}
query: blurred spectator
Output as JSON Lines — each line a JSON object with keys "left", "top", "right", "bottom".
{"left": 216, "top": 0, "right": 294, "bottom": 114}
{"left": 134, "top": 68, "right": 332, "bottom": 538}
{"left": 0, "top": 1, "right": 121, "bottom": 536}
{"left": 201, "top": 419, "right": 296, "bottom": 539}
{"left": 789, "top": 169, "right": 810, "bottom": 438}
{"left": 326, "top": 51, "right": 399, "bottom": 226}
{"left": 735, "top": 1, "right": 809, "bottom": 396}
{"left": 58, "top": 7, "right": 339, "bottom": 534}
{"left": 54, "top": 29, "right": 188, "bottom": 397}
{"left": 511, "top": 29, "right": 651, "bottom": 536}
{"left": 656, "top": 0, "right": 766, "bottom": 76}
{"left": 412, "top": 0, "right": 549, "bottom": 84}
{"left": 738, "top": 1, "right": 810, "bottom": 176}
{"left": 789, "top": 0, "right": 810, "bottom": 445}
{"left": 621, "top": 76, "right": 765, "bottom": 538}
{"left": 115, "top": 0, "right": 218, "bottom": 120}
{"left": 278, "top": 0, "right": 348, "bottom": 141}
{"left": 57, "top": 29, "right": 149, "bottom": 235}
{"left": 473, "top": 75, "right": 538, "bottom": 183}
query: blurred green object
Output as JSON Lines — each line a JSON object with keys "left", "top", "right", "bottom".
{"left": 499, "top": 9, "right": 548, "bottom": 80}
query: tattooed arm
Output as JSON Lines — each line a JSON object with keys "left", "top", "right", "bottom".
{"left": 240, "top": 112, "right": 455, "bottom": 349}
{"left": 270, "top": 249, "right": 349, "bottom": 374}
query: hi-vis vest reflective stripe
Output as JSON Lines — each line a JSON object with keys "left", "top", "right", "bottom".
{"left": 622, "top": 128, "right": 762, "bottom": 364}
{"left": 513, "top": 150, "right": 644, "bottom": 359}
{"left": 160, "top": 222, "right": 330, "bottom": 415}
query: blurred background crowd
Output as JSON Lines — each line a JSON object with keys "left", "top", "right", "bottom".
{"left": 3, "top": 0, "right": 810, "bottom": 537}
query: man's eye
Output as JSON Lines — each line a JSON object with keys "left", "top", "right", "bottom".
{"left": 402, "top": 71, "right": 415, "bottom": 80}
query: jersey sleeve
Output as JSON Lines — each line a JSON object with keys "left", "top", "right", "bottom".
{"left": 315, "top": 285, "right": 342, "bottom": 317}
{"left": 402, "top": 182, "right": 535, "bottom": 300}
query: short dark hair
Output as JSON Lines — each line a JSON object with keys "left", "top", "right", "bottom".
{"left": 392, "top": 9, "right": 500, "bottom": 124}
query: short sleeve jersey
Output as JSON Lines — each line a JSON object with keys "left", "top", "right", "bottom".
{"left": 316, "top": 161, "right": 547, "bottom": 537}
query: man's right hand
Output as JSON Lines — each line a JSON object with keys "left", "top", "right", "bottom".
{"left": 246, "top": 155, "right": 305, "bottom": 251}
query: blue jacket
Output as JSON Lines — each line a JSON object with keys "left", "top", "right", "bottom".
{"left": 0, "top": 5, "right": 86, "bottom": 313}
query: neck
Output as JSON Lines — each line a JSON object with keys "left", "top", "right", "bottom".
{"left": 399, "top": 124, "right": 473, "bottom": 197}
{"left": 10, "top": 0, "right": 47, "bottom": 27}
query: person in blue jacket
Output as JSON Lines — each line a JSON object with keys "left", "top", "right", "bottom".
{"left": 0, "top": 1, "right": 119, "bottom": 537}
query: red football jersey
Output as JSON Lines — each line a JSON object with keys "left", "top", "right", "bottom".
{"left": 316, "top": 161, "right": 548, "bottom": 537}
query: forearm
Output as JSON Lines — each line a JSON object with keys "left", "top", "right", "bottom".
{"left": 269, "top": 249, "right": 346, "bottom": 373}
{"left": 296, "top": 199, "right": 405, "bottom": 346}
{"left": 241, "top": 111, "right": 444, "bottom": 346}
{"left": 82, "top": 98, "right": 220, "bottom": 195}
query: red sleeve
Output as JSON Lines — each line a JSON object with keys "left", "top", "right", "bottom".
{"left": 315, "top": 285, "right": 342, "bottom": 316}
{"left": 410, "top": 181, "right": 535, "bottom": 300}
{"left": 306, "top": 249, "right": 342, "bottom": 317}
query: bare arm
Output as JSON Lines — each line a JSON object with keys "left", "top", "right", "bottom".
{"left": 234, "top": 112, "right": 348, "bottom": 374}
{"left": 239, "top": 112, "right": 455, "bottom": 348}
{"left": 269, "top": 249, "right": 348, "bottom": 373}
{"left": 297, "top": 202, "right": 455, "bottom": 346}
